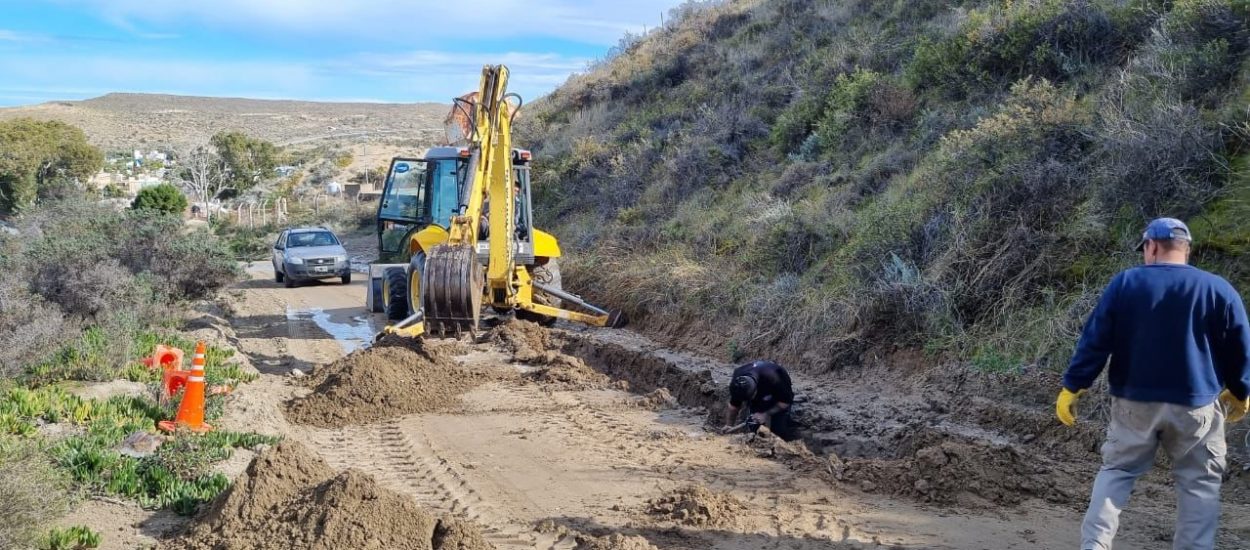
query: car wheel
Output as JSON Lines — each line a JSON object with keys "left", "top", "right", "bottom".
{"left": 275, "top": 270, "right": 284, "bottom": 283}
{"left": 284, "top": 274, "right": 296, "bottom": 288}
{"left": 341, "top": 273, "right": 352, "bottom": 285}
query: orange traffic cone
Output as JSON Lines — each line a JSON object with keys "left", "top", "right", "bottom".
{"left": 158, "top": 341, "right": 212, "bottom": 433}
{"left": 143, "top": 344, "right": 185, "bottom": 371}
{"left": 160, "top": 369, "right": 190, "bottom": 405}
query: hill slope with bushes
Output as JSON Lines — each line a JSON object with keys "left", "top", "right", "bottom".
{"left": 518, "top": 0, "right": 1250, "bottom": 372}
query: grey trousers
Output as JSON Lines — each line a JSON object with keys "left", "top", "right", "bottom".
{"left": 1081, "top": 397, "right": 1227, "bottom": 550}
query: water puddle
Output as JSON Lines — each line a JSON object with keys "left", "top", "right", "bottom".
{"left": 285, "top": 306, "right": 378, "bottom": 354}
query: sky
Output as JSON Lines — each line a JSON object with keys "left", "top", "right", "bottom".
{"left": 0, "top": 0, "right": 689, "bottom": 106}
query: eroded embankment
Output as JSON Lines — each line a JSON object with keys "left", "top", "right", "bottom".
{"left": 556, "top": 327, "right": 1082, "bottom": 507}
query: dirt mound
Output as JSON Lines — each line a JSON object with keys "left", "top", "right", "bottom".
{"left": 741, "top": 427, "right": 832, "bottom": 478}
{"left": 634, "top": 388, "right": 678, "bottom": 410}
{"left": 488, "top": 320, "right": 550, "bottom": 362}
{"left": 285, "top": 340, "right": 489, "bottom": 428}
{"left": 524, "top": 352, "right": 615, "bottom": 390}
{"left": 574, "top": 534, "right": 659, "bottom": 550}
{"left": 646, "top": 484, "right": 745, "bottom": 528}
{"left": 161, "top": 442, "right": 491, "bottom": 550}
{"left": 832, "top": 430, "right": 1075, "bottom": 506}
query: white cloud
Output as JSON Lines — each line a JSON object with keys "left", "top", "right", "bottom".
{"left": 56, "top": 0, "right": 684, "bottom": 45}
{"left": 0, "top": 47, "right": 590, "bottom": 105}
{"left": 0, "top": 29, "right": 49, "bottom": 43}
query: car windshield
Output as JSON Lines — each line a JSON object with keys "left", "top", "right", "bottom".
{"left": 288, "top": 231, "right": 339, "bottom": 248}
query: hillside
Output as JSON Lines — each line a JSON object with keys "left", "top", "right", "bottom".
{"left": 0, "top": 93, "right": 448, "bottom": 152}
{"left": 519, "top": 0, "right": 1250, "bottom": 373}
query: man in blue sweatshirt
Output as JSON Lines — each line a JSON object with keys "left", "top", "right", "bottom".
{"left": 1059, "top": 217, "right": 1250, "bottom": 550}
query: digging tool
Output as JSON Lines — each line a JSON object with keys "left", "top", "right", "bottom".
{"left": 721, "top": 417, "right": 762, "bottom": 435}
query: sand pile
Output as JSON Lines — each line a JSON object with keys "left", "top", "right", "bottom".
{"left": 524, "top": 352, "right": 614, "bottom": 390}
{"left": 489, "top": 320, "right": 550, "bottom": 362}
{"left": 832, "top": 431, "right": 1073, "bottom": 506}
{"left": 160, "top": 442, "right": 492, "bottom": 550}
{"left": 634, "top": 388, "right": 678, "bottom": 410}
{"left": 285, "top": 340, "right": 489, "bottom": 428}
{"left": 574, "top": 534, "right": 660, "bottom": 550}
{"left": 646, "top": 484, "right": 745, "bottom": 528}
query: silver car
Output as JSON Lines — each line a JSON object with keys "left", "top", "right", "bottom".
{"left": 272, "top": 227, "right": 351, "bottom": 287}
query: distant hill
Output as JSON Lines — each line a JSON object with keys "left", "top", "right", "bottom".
{"left": 0, "top": 93, "right": 449, "bottom": 152}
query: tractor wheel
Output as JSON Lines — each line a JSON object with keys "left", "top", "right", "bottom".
{"left": 383, "top": 267, "right": 409, "bottom": 321}
{"left": 406, "top": 252, "right": 426, "bottom": 319}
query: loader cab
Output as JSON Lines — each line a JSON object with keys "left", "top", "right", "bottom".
{"left": 375, "top": 147, "right": 536, "bottom": 263}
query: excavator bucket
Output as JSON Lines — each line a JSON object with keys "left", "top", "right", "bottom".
{"left": 422, "top": 243, "right": 482, "bottom": 336}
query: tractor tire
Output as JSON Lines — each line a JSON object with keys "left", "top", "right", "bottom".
{"left": 406, "top": 252, "right": 426, "bottom": 319}
{"left": 275, "top": 270, "right": 284, "bottom": 283}
{"left": 369, "top": 276, "right": 385, "bottom": 312}
{"left": 383, "top": 267, "right": 409, "bottom": 321}
{"left": 519, "top": 260, "right": 562, "bottom": 327}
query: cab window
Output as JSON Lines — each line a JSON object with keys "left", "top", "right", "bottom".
{"left": 379, "top": 160, "right": 427, "bottom": 222}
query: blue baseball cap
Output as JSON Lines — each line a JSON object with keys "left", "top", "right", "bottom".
{"left": 1135, "top": 217, "right": 1192, "bottom": 252}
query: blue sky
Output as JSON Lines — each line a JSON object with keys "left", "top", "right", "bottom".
{"left": 0, "top": 0, "right": 689, "bottom": 106}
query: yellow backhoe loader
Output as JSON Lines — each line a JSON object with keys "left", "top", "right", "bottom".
{"left": 368, "top": 65, "right": 625, "bottom": 337}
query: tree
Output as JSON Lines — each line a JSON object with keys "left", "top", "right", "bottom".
{"left": 179, "top": 145, "right": 228, "bottom": 222}
{"left": 210, "top": 131, "right": 279, "bottom": 191}
{"left": 132, "top": 183, "right": 188, "bottom": 215}
{"left": 0, "top": 119, "right": 103, "bottom": 212}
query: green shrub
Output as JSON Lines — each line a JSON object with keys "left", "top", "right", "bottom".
{"left": 907, "top": 0, "right": 1153, "bottom": 97}
{"left": 40, "top": 526, "right": 101, "bottom": 550}
{"left": 0, "top": 385, "right": 277, "bottom": 516}
{"left": 131, "top": 184, "right": 188, "bottom": 215}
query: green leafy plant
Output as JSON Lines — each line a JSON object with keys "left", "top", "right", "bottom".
{"left": 40, "top": 526, "right": 101, "bottom": 550}
{"left": 131, "top": 183, "right": 189, "bottom": 214}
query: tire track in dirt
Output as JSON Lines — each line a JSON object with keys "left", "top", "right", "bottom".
{"left": 302, "top": 419, "right": 544, "bottom": 549}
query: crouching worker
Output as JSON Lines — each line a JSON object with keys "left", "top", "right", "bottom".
{"left": 723, "top": 360, "right": 797, "bottom": 440}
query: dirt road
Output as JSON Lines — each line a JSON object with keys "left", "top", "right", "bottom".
{"left": 215, "top": 262, "right": 1248, "bottom": 549}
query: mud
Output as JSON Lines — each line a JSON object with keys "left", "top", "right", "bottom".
{"left": 633, "top": 388, "right": 678, "bottom": 410}
{"left": 284, "top": 339, "right": 491, "bottom": 428}
{"left": 573, "top": 534, "right": 659, "bottom": 550}
{"left": 522, "top": 351, "right": 614, "bottom": 390}
{"left": 488, "top": 320, "right": 551, "bottom": 363}
{"left": 833, "top": 428, "right": 1076, "bottom": 506}
{"left": 645, "top": 484, "right": 745, "bottom": 528}
{"left": 558, "top": 330, "right": 724, "bottom": 413}
{"left": 161, "top": 442, "right": 492, "bottom": 550}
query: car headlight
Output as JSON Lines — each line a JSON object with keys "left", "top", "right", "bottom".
{"left": 287, "top": 256, "right": 304, "bottom": 265}
{"left": 334, "top": 255, "right": 347, "bottom": 263}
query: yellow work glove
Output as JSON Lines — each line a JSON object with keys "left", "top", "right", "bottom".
{"left": 1220, "top": 389, "right": 1249, "bottom": 423}
{"left": 1056, "top": 388, "right": 1086, "bottom": 427}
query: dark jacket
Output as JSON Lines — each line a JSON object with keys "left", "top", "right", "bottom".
{"left": 1064, "top": 264, "right": 1250, "bottom": 406}
{"left": 730, "top": 361, "right": 794, "bottom": 412}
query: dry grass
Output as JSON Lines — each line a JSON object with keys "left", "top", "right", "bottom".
{"left": 0, "top": 93, "right": 449, "bottom": 152}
